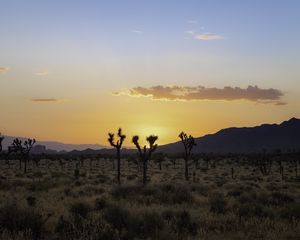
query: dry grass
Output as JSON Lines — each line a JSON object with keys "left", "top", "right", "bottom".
{"left": 0, "top": 155, "right": 299, "bottom": 239}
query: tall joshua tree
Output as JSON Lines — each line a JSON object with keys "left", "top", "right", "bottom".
{"left": 9, "top": 138, "right": 36, "bottom": 173}
{"left": 108, "top": 128, "right": 126, "bottom": 184}
{"left": 179, "top": 132, "right": 196, "bottom": 181}
{"left": 0, "top": 133, "right": 4, "bottom": 153}
{"left": 132, "top": 135, "right": 158, "bottom": 185}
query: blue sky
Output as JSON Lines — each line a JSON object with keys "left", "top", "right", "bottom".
{"left": 0, "top": 0, "right": 299, "bottom": 144}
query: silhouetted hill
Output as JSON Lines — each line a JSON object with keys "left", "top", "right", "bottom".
{"left": 159, "top": 118, "right": 300, "bottom": 154}
{"left": 1, "top": 136, "right": 106, "bottom": 152}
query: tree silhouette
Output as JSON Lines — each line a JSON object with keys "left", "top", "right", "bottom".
{"left": 9, "top": 138, "right": 36, "bottom": 173}
{"left": 108, "top": 128, "right": 126, "bottom": 184}
{"left": 132, "top": 135, "right": 158, "bottom": 185}
{"left": 179, "top": 132, "right": 196, "bottom": 181}
{"left": 0, "top": 133, "right": 4, "bottom": 154}
{"left": 258, "top": 149, "right": 272, "bottom": 176}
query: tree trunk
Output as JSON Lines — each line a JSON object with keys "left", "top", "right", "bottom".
{"left": 117, "top": 149, "right": 121, "bottom": 184}
{"left": 185, "top": 157, "right": 189, "bottom": 181}
{"left": 143, "top": 158, "right": 147, "bottom": 185}
{"left": 24, "top": 157, "right": 27, "bottom": 173}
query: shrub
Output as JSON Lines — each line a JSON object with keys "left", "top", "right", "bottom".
{"left": 210, "top": 192, "right": 227, "bottom": 214}
{"left": 280, "top": 203, "right": 300, "bottom": 220}
{"left": 157, "top": 184, "right": 193, "bottom": 204}
{"left": 0, "top": 203, "right": 45, "bottom": 239}
{"left": 69, "top": 201, "right": 92, "bottom": 221}
{"left": 269, "top": 192, "right": 294, "bottom": 206}
{"left": 103, "top": 204, "right": 131, "bottom": 233}
{"left": 137, "top": 211, "right": 164, "bottom": 238}
{"left": 26, "top": 196, "right": 36, "bottom": 207}
{"left": 95, "top": 197, "right": 108, "bottom": 211}
{"left": 171, "top": 210, "right": 198, "bottom": 237}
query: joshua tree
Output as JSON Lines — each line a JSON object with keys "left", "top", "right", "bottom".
{"left": 179, "top": 131, "right": 196, "bottom": 181}
{"left": 258, "top": 149, "right": 272, "bottom": 176}
{"left": 9, "top": 138, "right": 36, "bottom": 173}
{"left": 0, "top": 133, "right": 4, "bottom": 161}
{"left": 108, "top": 128, "right": 126, "bottom": 184}
{"left": 132, "top": 135, "right": 158, "bottom": 185}
{"left": 152, "top": 152, "right": 165, "bottom": 170}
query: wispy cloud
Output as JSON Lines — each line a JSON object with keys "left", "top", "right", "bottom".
{"left": 31, "top": 98, "right": 58, "bottom": 102}
{"left": 195, "top": 33, "right": 224, "bottom": 41}
{"left": 187, "top": 20, "right": 198, "bottom": 24}
{"left": 114, "top": 85, "right": 286, "bottom": 105}
{"left": 35, "top": 70, "right": 48, "bottom": 76}
{"left": 184, "top": 30, "right": 195, "bottom": 35}
{"left": 0, "top": 66, "right": 9, "bottom": 74}
{"left": 131, "top": 30, "right": 143, "bottom": 34}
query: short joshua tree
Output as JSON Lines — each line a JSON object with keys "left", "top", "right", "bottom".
{"left": 179, "top": 132, "right": 196, "bottom": 181}
{"left": 258, "top": 149, "right": 272, "bottom": 176}
{"left": 9, "top": 138, "right": 36, "bottom": 173}
{"left": 132, "top": 135, "right": 158, "bottom": 185}
{"left": 108, "top": 128, "right": 126, "bottom": 184}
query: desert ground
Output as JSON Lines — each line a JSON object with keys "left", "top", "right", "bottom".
{"left": 0, "top": 153, "right": 300, "bottom": 240}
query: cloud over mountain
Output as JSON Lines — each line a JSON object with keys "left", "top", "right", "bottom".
{"left": 114, "top": 85, "right": 285, "bottom": 105}
{"left": 31, "top": 98, "right": 58, "bottom": 102}
{"left": 0, "top": 66, "right": 9, "bottom": 73}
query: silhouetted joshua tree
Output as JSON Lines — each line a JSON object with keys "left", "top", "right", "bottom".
{"left": 179, "top": 131, "right": 196, "bottom": 181}
{"left": 108, "top": 128, "right": 126, "bottom": 184}
{"left": 9, "top": 138, "right": 36, "bottom": 173}
{"left": 0, "top": 133, "right": 4, "bottom": 154}
{"left": 258, "top": 149, "right": 272, "bottom": 176}
{"left": 132, "top": 135, "right": 158, "bottom": 185}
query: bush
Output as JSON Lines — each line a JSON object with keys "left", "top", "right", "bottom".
{"left": 0, "top": 203, "right": 45, "bottom": 239}
{"left": 103, "top": 204, "right": 131, "bottom": 233}
{"left": 269, "top": 192, "right": 294, "bottom": 206}
{"left": 136, "top": 211, "right": 164, "bottom": 238}
{"left": 69, "top": 201, "right": 92, "bottom": 222}
{"left": 111, "top": 183, "right": 193, "bottom": 205}
{"left": 26, "top": 196, "right": 36, "bottom": 207}
{"left": 95, "top": 197, "right": 108, "bottom": 211}
{"left": 280, "top": 203, "right": 300, "bottom": 220}
{"left": 238, "top": 203, "right": 274, "bottom": 219}
{"left": 157, "top": 184, "right": 193, "bottom": 204}
{"left": 171, "top": 210, "right": 198, "bottom": 236}
{"left": 210, "top": 192, "right": 227, "bottom": 214}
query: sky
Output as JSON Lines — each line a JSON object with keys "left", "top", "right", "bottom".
{"left": 0, "top": 0, "right": 300, "bottom": 146}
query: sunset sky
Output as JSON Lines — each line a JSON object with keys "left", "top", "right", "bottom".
{"left": 0, "top": 1, "right": 300, "bottom": 146}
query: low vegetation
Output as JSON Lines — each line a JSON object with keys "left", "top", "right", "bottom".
{"left": 0, "top": 134, "right": 300, "bottom": 239}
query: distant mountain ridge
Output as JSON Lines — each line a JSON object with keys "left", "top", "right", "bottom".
{"left": 159, "top": 118, "right": 300, "bottom": 154}
{"left": 2, "top": 118, "right": 300, "bottom": 154}
{"left": 1, "top": 136, "right": 106, "bottom": 152}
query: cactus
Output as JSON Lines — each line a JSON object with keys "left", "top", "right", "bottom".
{"left": 179, "top": 132, "right": 196, "bottom": 181}
{"left": 132, "top": 135, "right": 158, "bottom": 185}
{"left": 9, "top": 138, "right": 36, "bottom": 173}
{"left": 108, "top": 128, "right": 126, "bottom": 184}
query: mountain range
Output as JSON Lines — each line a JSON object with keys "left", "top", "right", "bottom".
{"left": 1, "top": 136, "right": 106, "bottom": 152}
{"left": 1, "top": 118, "right": 300, "bottom": 154}
{"left": 159, "top": 117, "right": 300, "bottom": 154}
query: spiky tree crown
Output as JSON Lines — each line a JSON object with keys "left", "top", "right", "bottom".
{"left": 132, "top": 135, "right": 158, "bottom": 158}
{"left": 108, "top": 128, "right": 126, "bottom": 149}
{"left": 10, "top": 138, "right": 36, "bottom": 155}
{"left": 179, "top": 131, "right": 196, "bottom": 155}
